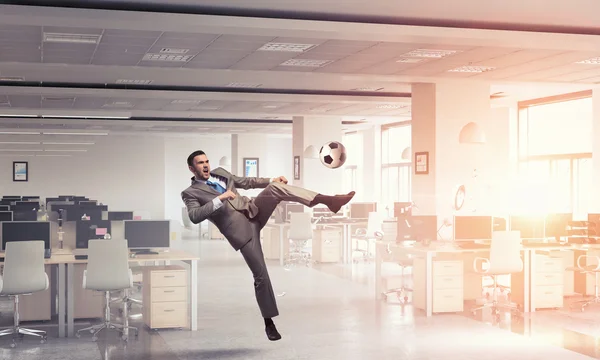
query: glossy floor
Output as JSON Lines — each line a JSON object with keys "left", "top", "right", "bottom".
{"left": 0, "top": 233, "right": 599, "bottom": 359}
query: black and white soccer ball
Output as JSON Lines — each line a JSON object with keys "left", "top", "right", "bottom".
{"left": 319, "top": 141, "right": 347, "bottom": 169}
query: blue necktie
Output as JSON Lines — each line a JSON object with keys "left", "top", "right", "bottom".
{"left": 206, "top": 180, "right": 225, "bottom": 194}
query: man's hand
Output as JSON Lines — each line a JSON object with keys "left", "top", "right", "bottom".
{"left": 271, "top": 176, "right": 288, "bottom": 184}
{"left": 218, "top": 190, "right": 237, "bottom": 201}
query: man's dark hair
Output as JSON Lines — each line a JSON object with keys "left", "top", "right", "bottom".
{"left": 187, "top": 150, "right": 206, "bottom": 167}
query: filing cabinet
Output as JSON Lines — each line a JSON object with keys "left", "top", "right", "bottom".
{"left": 512, "top": 255, "right": 564, "bottom": 310}
{"left": 143, "top": 266, "right": 188, "bottom": 329}
{"left": 413, "top": 259, "right": 464, "bottom": 313}
{"left": 261, "top": 225, "right": 289, "bottom": 260}
{"left": 312, "top": 228, "right": 342, "bottom": 263}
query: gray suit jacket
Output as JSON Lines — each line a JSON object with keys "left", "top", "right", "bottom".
{"left": 181, "top": 167, "right": 271, "bottom": 250}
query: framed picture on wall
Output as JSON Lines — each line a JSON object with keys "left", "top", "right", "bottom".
{"left": 294, "top": 156, "right": 300, "bottom": 180}
{"left": 243, "top": 157, "right": 259, "bottom": 177}
{"left": 13, "top": 161, "right": 28, "bottom": 182}
{"left": 414, "top": 151, "right": 429, "bottom": 175}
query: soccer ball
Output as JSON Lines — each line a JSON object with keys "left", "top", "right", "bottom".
{"left": 319, "top": 141, "right": 347, "bottom": 169}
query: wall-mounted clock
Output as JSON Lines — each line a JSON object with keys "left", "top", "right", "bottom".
{"left": 453, "top": 185, "right": 466, "bottom": 211}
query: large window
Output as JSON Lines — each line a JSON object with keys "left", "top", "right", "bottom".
{"left": 381, "top": 123, "right": 411, "bottom": 204}
{"left": 517, "top": 93, "right": 592, "bottom": 216}
{"left": 342, "top": 132, "right": 362, "bottom": 195}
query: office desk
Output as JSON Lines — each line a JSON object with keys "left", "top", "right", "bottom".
{"left": 265, "top": 219, "right": 367, "bottom": 265}
{"left": 61, "top": 249, "right": 199, "bottom": 337}
{"left": 375, "top": 241, "right": 574, "bottom": 317}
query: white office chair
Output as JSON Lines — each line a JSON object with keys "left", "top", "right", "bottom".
{"left": 285, "top": 212, "right": 313, "bottom": 269}
{"left": 76, "top": 240, "right": 138, "bottom": 342}
{"left": 568, "top": 254, "right": 600, "bottom": 312}
{"left": 471, "top": 231, "right": 523, "bottom": 320}
{"left": 352, "top": 212, "right": 383, "bottom": 263}
{"left": 0, "top": 241, "right": 49, "bottom": 348}
{"left": 382, "top": 242, "right": 413, "bottom": 303}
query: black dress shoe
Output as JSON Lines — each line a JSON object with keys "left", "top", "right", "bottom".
{"left": 265, "top": 323, "right": 282, "bottom": 341}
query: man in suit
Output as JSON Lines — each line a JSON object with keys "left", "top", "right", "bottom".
{"left": 181, "top": 150, "right": 355, "bottom": 341}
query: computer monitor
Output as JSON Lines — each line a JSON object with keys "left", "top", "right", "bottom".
{"left": 588, "top": 214, "right": 600, "bottom": 237}
{"left": 13, "top": 201, "right": 40, "bottom": 211}
{"left": 400, "top": 215, "right": 437, "bottom": 242}
{"left": 0, "top": 200, "right": 12, "bottom": 206}
{"left": 13, "top": 211, "right": 37, "bottom": 221}
{"left": 0, "top": 211, "right": 12, "bottom": 222}
{"left": 78, "top": 200, "right": 97, "bottom": 206}
{"left": 124, "top": 220, "right": 170, "bottom": 254}
{"left": 0, "top": 205, "right": 8, "bottom": 211}
{"left": 509, "top": 215, "right": 545, "bottom": 239}
{"left": 285, "top": 203, "right": 304, "bottom": 221}
{"left": 75, "top": 220, "right": 111, "bottom": 249}
{"left": 1, "top": 221, "right": 51, "bottom": 257}
{"left": 545, "top": 213, "right": 572, "bottom": 240}
{"left": 108, "top": 211, "right": 134, "bottom": 221}
{"left": 21, "top": 196, "right": 40, "bottom": 201}
{"left": 349, "top": 202, "right": 377, "bottom": 219}
{"left": 493, "top": 216, "right": 507, "bottom": 231}
{"left": 2, "top": 196, "right": 21, "bottom": 200}
{"left": 453, "top": 216, "right": 494, "bottom": 240}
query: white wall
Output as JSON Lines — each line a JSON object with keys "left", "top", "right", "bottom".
{"left": 163, "top": 134, "right": 232, "bottom": 222}
{"left": 0, "top": 135, "right": 166, "bottom": 219}
{"left": 234, "top": 134, "right": 293, "bottom": 197}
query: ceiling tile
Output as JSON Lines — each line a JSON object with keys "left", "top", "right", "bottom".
{"left": 43, "top": 56, "right": 91, "bottom": 65}
{"left": 8, "top": 95, "right": 41, "bottom": 108}
{"left": 95, "top": 43, "right": 150, "bottom": 54}
{"left": 0, "top": 50, "right": 41, "bottom": 63}
{"left": 91, "top": 54, "right": 143, "bottom": 66}
{"left": 184, "top": 60, "right": 236, "bottom": 69}
{"left": 137, "top": 61, "right": 186, "bottom": 68}
{"left": 73, "top": 97, "right": 110, "bottom": 109}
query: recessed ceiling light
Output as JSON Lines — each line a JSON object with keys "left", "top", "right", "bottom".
{"left": 147, "top": 128, "right": 169, "bottom": 131}
{"left": 448, "top": 65, "right": 495, "bottom": 73}
{"left": 0, "top": 76, "right": 24, "bottom": 81}
{"left": 0, "top": 149, "right": 43, "bottom": 152}
{"left": 194, "top": 106, "right": 222, "bottom": 111}
{"left": 575, "top": 57, "right": 600, "bottom": 65}
{"left": 36, "top": 154, "right": 72, "bottom": 157}
{"left": 44, "top": 149, "right": 87, "bottom": 152}
{"left": 0, "top": 141, "right": 40, "bottom": 145}
{"left": 395, "top": 58, "right": 425, "bottom": 63}
{"left": 42, "top": 132, "right": 108, "bottom": 136}
{"left": 376, "top": 104, "right": 405, "bottom": 109}
{"left": 196, "top": 127, "right": 210, "bottom": 131}
{"left": 170, "top": 99, "right": 204, "bottom": 104}
{"left": 43, "top": 32, "right": 102, "bottom": 44}
{"left": 159, "top": 48, "right": 189, "bottom": 54}
{"left": 258, "top": 43, "right": 317, "bottom": 52}
{"left": 280, "top": 59, "right": 332, "bottom": 67}
{"left": 0, "top": 114, "right": 37, "bottom": 118}
{"left": 142, "top": 53, "right": 194, "bottom": 62}
{"left": 402, "top": 49, "right": 459, "bottom": 58}
{"left": 102, "top": 101, "right": 134, "bottom": 108}
{"left": 262, "top": 103, "right": 289, "bottom": 109}
{"left": 0, "top": 131, "right": 41, "bottom": 135}
{"left": 226, "top": 82, "right": 262, "bottom": 88}
{"left": 42, "top": 142, "right": 94, "bottom": 145}
{"left": 351, "top": 87, "right": 384, "bottom": 91}
{"left": 42, "top": 96, "right": 75, "bottom": 102}
{"left": 116, "top": 79, "right": 153, "bottom": 85}
{"left": 41, "top": 115, "right": 129, "bottom": 119}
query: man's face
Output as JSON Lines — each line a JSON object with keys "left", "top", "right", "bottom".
{"left": 189, "top": 154, "right": 211, "bottom": 180}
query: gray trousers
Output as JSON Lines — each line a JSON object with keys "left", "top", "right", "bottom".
{"left": 239, "top": 182, "right": 317, "bottom": 319}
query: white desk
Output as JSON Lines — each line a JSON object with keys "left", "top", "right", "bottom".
{"left": 375, "top": 241, "right": 578, "bottom": 317}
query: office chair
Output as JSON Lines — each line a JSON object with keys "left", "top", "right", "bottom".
{"left": 569, "top": 254, "right": 600, "bottom": 312}
{"left": 284, "top": 212, "right": 313, "bottom": 269}
{"left": 471, "top": 231, "right": 522, "bottom": 320}
{"left": 76, "top": 240, "right": 138, "bottom": 342}
{"left": 352, "top": 212, "right": 383, "bottom": 263}
{"left": 382, "top": 242, "right": 413, "bottom": 303}
{"left": 0, "top": 241, "right": 49, "bottom": 347}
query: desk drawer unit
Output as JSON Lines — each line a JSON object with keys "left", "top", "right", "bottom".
{"left": 413, "top": 259, "right": 464, "bottom": 313}
{"left": 143, "top": 266, "right": 189, "bottom": 329}
{"left": 532, "top": 256, "right": 564, "bottom": 309}
{"left": 312, "top": 229, "right": 342, "bottom": 263}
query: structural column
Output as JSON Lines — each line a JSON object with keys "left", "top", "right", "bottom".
{"left": 411, "top": 82, "right": 510, "bottom": 237}
{"left": 592, "top": 90, "right": 600, "bottom": 209}
{"left": 292, "top": 116, "right": 343, "bottom": 195}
